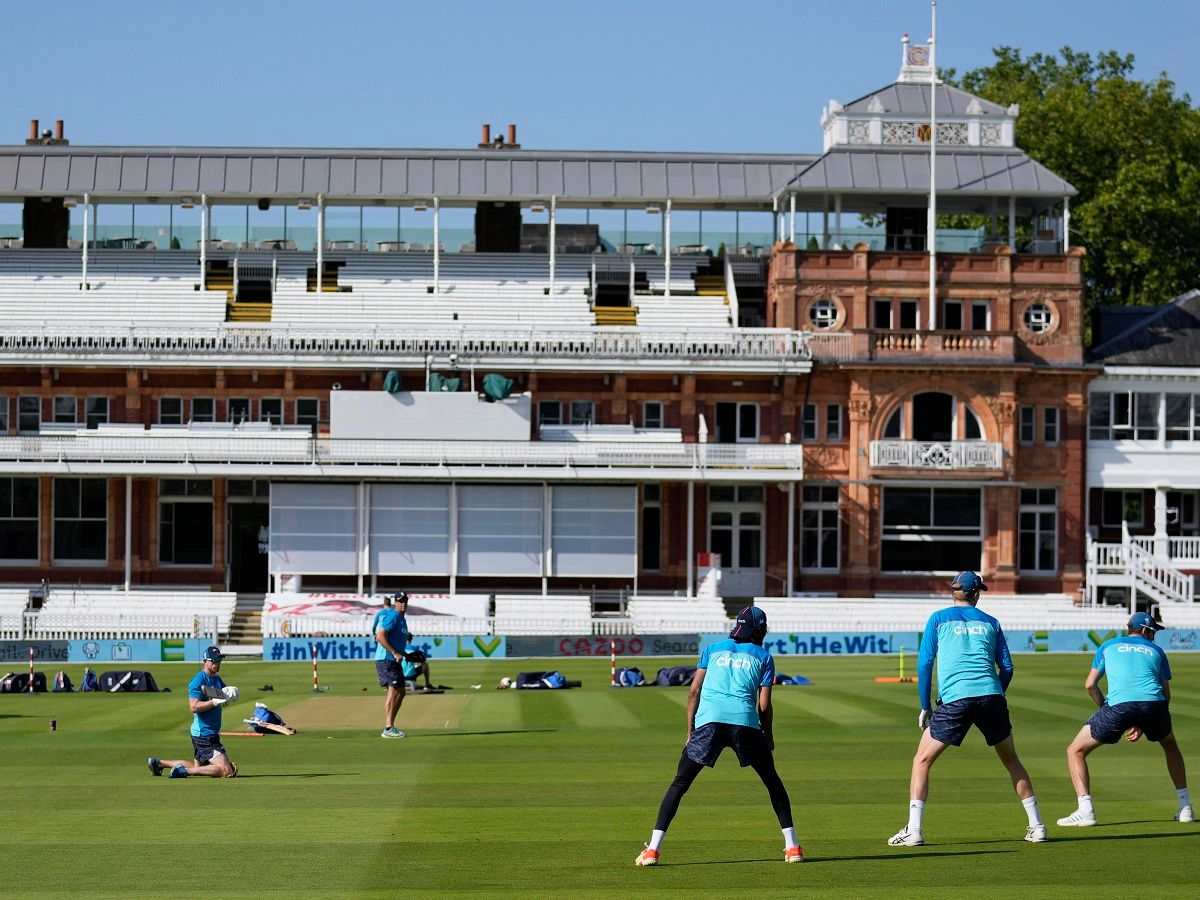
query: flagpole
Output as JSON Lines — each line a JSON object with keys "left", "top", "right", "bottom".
{"left": 928, "top": 0, "right": 938, "bottom": 330}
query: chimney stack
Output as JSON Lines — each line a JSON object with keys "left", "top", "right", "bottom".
{"left": 481, "top": 123, "right": 491, "bottom": 146}
{"left": 55, "top": 120, "right": 63, "bottom": 141}
{"left": 29, "top": 119, "right": 38, "bottom": 141}
{"left": 507, "top": 123, "right": 517, "bottom": 146}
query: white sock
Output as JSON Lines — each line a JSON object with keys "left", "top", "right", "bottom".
{"left": 1177, "top": 787, "right": 1190, "bottom": 809}
{"left": 648, "top": 829, "right": 665, "bottom": 851}
{"left": 907, "top": 800, "right": 925, "bottom": 831}
{"left": 1022, "top": 796, "right": 1043, "bottom": 827}
{"left": 1078, "top": 794, "right": 1094, "bottom": 816}
{"left": 782, "top": 827, "right": 798, "bottom": 849}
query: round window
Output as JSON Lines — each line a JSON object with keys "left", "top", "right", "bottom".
{"left": 809, "top": 298, "right": 838, "bottom": 329}
{"left": 1023, "top": 302, "right": 1053, "bottom": 333}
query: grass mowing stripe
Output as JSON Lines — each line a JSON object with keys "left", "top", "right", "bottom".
{"left": 556, "top": 687, "right": 643, "bottom": 729}
{"left": 770, "top": 688, "right": 896, "bottom": 727}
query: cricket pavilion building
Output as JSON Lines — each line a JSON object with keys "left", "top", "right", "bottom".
{"left": 0, "top": 40, "right": 1093, "bottom": 628}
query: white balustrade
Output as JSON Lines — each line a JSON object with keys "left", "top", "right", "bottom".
{"left": 869, "top": 440, "right": 1003, "bottom": 469}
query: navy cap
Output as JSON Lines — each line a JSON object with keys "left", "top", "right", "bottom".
{"left": 202, "top": 645, "right": 225, "bottom": 663}
{"left": 1128, "top": 612, "right": 1165, "bottom": 632}
{"left": 730, "top": 606, "right": 768, "bottom": 643}
{"left": 951, "top": 571, "right": 988, "bottom": 593}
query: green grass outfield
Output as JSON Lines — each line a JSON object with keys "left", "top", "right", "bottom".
{"left": 2, "top": 654, "right": 1198, "bottom": 898}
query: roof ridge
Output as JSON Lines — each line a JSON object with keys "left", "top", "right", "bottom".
{"left": 1092, "top": 289, "right": 1200, "bottom": 356}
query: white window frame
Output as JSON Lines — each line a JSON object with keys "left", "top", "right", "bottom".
{"left": 295, "top": 397, "right": 320, "bottom": 433}
{"left": 970, "top": 300, "right": 990, "bottom": 331}
{"left": 1043, "top": 407, "right": 1060, "bottom": 446}
{"left": 158, "top": 396, "right": 183, "bottom": 425}
{"left": 809, "top": 298, "right": 837, "bottom": 329}
{"left": 190, "top": 397, "right": 215, "bottom": 424}
{"left": 568, "top": 400, "right": 594, "bottom": 426}
{"left": 537, "top": 400, "right": 562, "bottom": 427}
{"left": 157, "top": 478, "right": 215, "bottom": 567}
{"left": 227, "top": 397, "right": 252, "bottom": 425}
{"left": 1102, "top": 490, "right": 1145, "bottom": 528}
{"left": 1019, "top": 405, "right": 1036, "bottom": 445}
{"left": 643, "top": 401, "right": 664, "bottom": 429}
{"left": 826, "top": 403, "right": 843, "bottom": 441}
{"left": 18, "top": 396, "right": 40, "bottom": 433}
{"left": 53, "top": 395, "right": 77, "bottom": 424}
{"left": 85, "top": 396, "right": 109, "bottom": 430}
{"left": 259, "top": 397, "right": 283, "bottom": 425}
{"left": 1019, "top": 488, "right": 1058, "bottom": 574}
{"left": 801, "top": 485, "right": 840, "bottom": 572}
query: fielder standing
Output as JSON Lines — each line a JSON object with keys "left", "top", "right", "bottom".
{"left": 888, "top": 571, "right": 1047, "bottom": 845}
{"left": 1057, "top": 612, "right": 1192, "bottom": 826}
{"left": 635, "top": 606, "right": 803, "bottom": 866}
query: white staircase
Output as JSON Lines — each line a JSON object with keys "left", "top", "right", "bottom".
{"left": 1086, "top": 522, "right": 1196, "bottom": 607}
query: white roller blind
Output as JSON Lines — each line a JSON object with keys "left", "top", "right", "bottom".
{"left": 457, "top": 484, "right": 542, "bottom": 577}
{"left": 552, "top": 484, "right": 637, "bottom": 576}
{"left": 269, "top": 483, "right": 357, "bottom": 575}
{"left": 370, "top": 483, "right": 450, "bottom": 575}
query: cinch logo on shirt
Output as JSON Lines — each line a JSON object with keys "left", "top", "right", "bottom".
{"left": 713, "top": 655, "right": 754, "bottom": 671}
{"left": 952, "top": 624, "right": 989, "bottom": 636}
{"left": 1116, "top": 644, "right": 1156, "bottom": 656}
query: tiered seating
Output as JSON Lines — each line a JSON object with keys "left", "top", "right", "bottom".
{"left": 752, "top": 596, "right": 1131, "bottom": 632}
{"left": 271, "top": 252, "right": 595, "bottom": 329}
{"left": 35, "top": 589, "right": 237, "bottom": 637}
{"left": 626, "top": 597, "right": 730, "bottom": 632}
{"left": 0, "top": 589, "right": 30, "bottom": 639}
{"left": 1160, "top": 604, "right": 1200, "bottom": 629}
{"left": 493, "top": 595, "right": 593, "bottom": 635}
{"left": 0, "top": 249, "right": 223, "bottom": 325}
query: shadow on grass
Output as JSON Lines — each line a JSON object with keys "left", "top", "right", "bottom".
{"left": 667, "top": 849, "right": 1015, "bottom": 867}
{"left": 415, "top": 729, "right": 558, "bottom": 737}
{"left": 0, "top": 714, "right": 35, "bottom": 719}
{"left": 1043, "top": 830, "right": 1197, "bottom": 844}
{"left": 234, "top": 773, "right": 348, "bottom": 779}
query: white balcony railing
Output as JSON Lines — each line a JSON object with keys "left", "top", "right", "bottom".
{"left": 0, "top": 324, "right": 814, "bottom": 365}
{"left": 1132, "top": 535, "right": 1200, "bottom": 564}
{"left": 0, "top": 431, "right": 803, "bottom": 473}
{"left": 869, "top": 440, "right": 1003, "bottom": 470}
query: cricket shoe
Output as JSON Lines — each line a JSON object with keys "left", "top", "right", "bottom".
{"left": 147, "top": 757, "right": 163, "bottom": 776}
{"left": 784, "top": 845, "right": 805, "bottom": 863}
{"left": 1176, "top": 806, "right": 1195, "bottom": 823}
{"left": 167, "top": 765, "right": 189, "bottom": 778}
{"left": 887, "top": 826, "right": 924, "bottom": 847}
{"left": 1055, "top": 809, "right": 1096, "bottom": 827}
{"left": 634, "top": 846, "right": 659, "bottom": 867}
{"left": 380, "top": 726, "right": 406, "bottom": 739}
{"left": 1024, "top": 824, "right": 1048, "bottom": 843}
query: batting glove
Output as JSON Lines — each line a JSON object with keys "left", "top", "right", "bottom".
{"left": 918, "top": 709, "right": 931, "bottom": 730}
{"left": 221, "top": 685, "right": 240, "bottom": 703}
{"left": 211, "top": 696, "right": 229, "bottom": 708}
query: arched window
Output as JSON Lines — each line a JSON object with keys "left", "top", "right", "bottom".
{"left": 880, "top": 393, "right": 987, "bottom": 442}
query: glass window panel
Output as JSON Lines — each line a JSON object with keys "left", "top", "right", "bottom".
{"left": 537, "top": 401, "right": 561, "bottom": 426}
{"left": 191, "top": 397, "right": 215, "bottom": 423}
{"left": 709, "top": 486, "right": 735, "bottom": 503}
{"left": 738, "top": 528, "right": 761, "bottom": 567}
{"left": 1043, "top": 407, "right": 1059, "bottom": 444}
{"left": 899, "top": 300, "right": 918, "bottom": 329}
{"left": 737, "top": 404, "right": 758, "bottom": 440}
{"left": 1134, "top": 393, "right": 1158, "bottom": 440}
{"left": 1019, "top": 406, "right": 1035, "bottom": 444}
{"left": 873, "top": 299, "right": 892, "bottom": 329}
{"left": 932, "top": 489, "right": 981, "bottom": 527}
{"left": 1089, "top": 393, "right": 1111, "bottom": 439}
{"left": 971, "top": 303, "right": 989, "bottom": 331}
{"left": 85, "top": 397, "right": 108, "bottom": 429}
{"left": 54, "top": 396, "right": 76, "bottom": 423}
{"left": 884, "top": 488, "right": 932, "bottom": 528}
{"left": 1165, "top": 394, "right": 1191, "bottom": 439}
{"left": 883, "top": 407, "right": 902, "bottom": 438}
{"left": 738, "top": 486, "right": 763, "bottom": 503}
{"left": 0, "top": 396, "right": 7, "bottom": 432}
{"left": 826, "top": 404, "right": 842, "bottom": 440}
{"left": 569, "top": 401, "right": 594, "bottom": 425}
{"left": 965, "top": 407, "right": 982, "bottom": 440}
{"left": 18, "top": 396, "right": 40, "bottom": 433}
{"left": 643, "top": 402, "right": 663, "bottom": 429}
{"left": 801, "top": 404, "right": 817, "bottom": 441}
{"left": 159, "top": 397, "right": 183, "bottom": 425}
{"left": 942, "top": 301, "right": 962, "bottom": 330}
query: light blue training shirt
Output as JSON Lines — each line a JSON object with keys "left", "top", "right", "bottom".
{"left": 187, "top": 669, "right": 227, "bottom": 737}
{"left": 694, "top": 639, "right": 776, "bottom": 729}
{"left": 372, "top": 606, "right": 409, "bottom": 661}
{"left": 1092, "top": 634, "right": 1171, "bottom": 705}
{"left": 917, "top": 605, "right": 1013, "bottom": 710}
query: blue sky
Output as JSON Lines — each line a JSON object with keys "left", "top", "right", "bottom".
{"left": 7, "top": 0, "right": 1198, "bottom": 153}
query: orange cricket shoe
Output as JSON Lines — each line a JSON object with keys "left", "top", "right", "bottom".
{"left": 785, "top": 845, "right": 805, "bottom": 863}
{"left": 634, "top": 847, "right": 660, "bottom": 867}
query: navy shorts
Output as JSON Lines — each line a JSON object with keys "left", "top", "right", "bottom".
{"left": 191, "top": 734, "right": 227, "bottom": 765}
{"left": 1088, "top": 700, "right": 1173, "bottom": 744}
{"left": 685, "top": 722, "right": 772, "bottom": 768}
{"left": 929, "top": 695, "right": 1012, "bottom": 747}
{"left": 376, "top": 659, "right": 405, "bottom": 688}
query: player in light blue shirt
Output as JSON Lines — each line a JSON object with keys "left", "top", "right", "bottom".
{"left": 888, "top": 571, "right": 1046, "bottom": 847}
{"left": 1057, "top": 612, "right": 1192, "bottom": 826}
{"left": 146, "top": 645, "right": 240, "bottom": 779}
{"left": 373, "top": 592, "right": 415, "bottom": 739}
{"left": 635, "top": 607, "right": 804, "bottom": 867}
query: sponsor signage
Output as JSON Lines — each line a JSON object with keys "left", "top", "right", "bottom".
{"left": 507, "top": 635, "right": 701, "bottom": 658}
{"left": 265, "top": 592, "right": 490, "bottom": 620}
{"left": 700, "top": 632, "right": 919, "bottom": 656}
{"left": 0, "top": 641, "right": 68, "bottom": 663}
{"left": 264, "top": 635, "right": 505, "bottom": 662}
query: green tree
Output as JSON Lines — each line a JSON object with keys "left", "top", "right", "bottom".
{"left": 945, "top": 47, "right": 1200, "bottom": 307}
